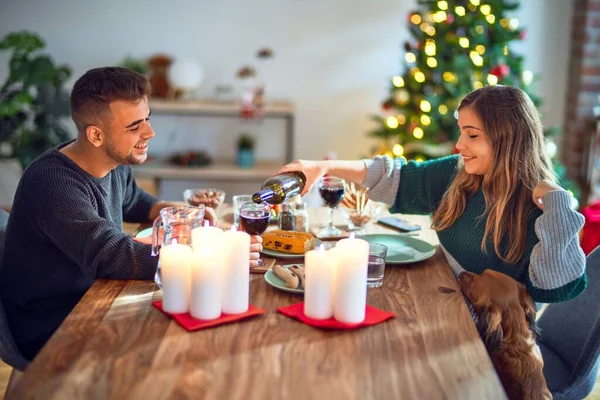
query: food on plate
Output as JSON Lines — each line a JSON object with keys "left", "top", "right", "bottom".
{"left": 262, "top": 230, "right": 315, "bottom": 254}
{"left": 272, "top": 264, "right": 305, "bottom": 289}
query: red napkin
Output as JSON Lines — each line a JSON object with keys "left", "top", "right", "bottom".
{"left": 277, "top": 302, "right": 395, "bottom": 329}
{"left": 153, "top": 301, "right": 265, "bottom": 331}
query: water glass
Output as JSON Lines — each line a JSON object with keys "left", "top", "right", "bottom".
{"left": 232, "top": 194, "right": 253, "bottom": 227}
{"left": 367, "top": 242, "right": 388, "bottom": 288}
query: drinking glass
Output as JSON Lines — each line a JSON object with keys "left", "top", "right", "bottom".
{"left": 232, "top": 194, "right": 253, "bottom": 228}
{"left": 238, "top": 201, "right": 271, "bottom": 266}
{"left": 318, "top": 177, "right": 346, "bottom": 237}
{"left": 367, "top": 242, "right": 388, "bottom": 288}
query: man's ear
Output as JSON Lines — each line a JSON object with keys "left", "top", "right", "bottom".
{"left": 85, "top": 125, "right": 104, "bottom": 148}
{"left": 476, "top": 304, "right": 503, "bottom": 353}
{"left": 518, "top": 284, "right": 539, "bottom": 338}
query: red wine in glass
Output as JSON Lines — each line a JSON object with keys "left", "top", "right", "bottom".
{"left": 239, "top": 211, "right": 270, "bottom": 235}
{"left": 319, "top": 186, "right": 345, "bottom": 208}
{"left": 318, "top": 177, "right": 346, "bottom": 237}
{"left": 239, "top": 201, "right": 271, "bottom": 266}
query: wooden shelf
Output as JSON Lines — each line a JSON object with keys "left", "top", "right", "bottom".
{"left": 149, "top": 98, "right": 295, "bottom": 118}
{"left": 131, "top": 160, "right": 281, "bottom": 181}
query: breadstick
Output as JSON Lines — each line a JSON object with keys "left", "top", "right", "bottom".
{"left": 289, "top": 265, "right": 305, "bottom": 289}
{"left": 273, "top": 265, "right": 300, "bottom": 289}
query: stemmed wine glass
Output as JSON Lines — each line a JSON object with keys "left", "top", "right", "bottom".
{"left": 239, "top": 201, "right": 271, "bottom": 266}
{"left": 318, "top": 176, "right": 346, "bottom": 237}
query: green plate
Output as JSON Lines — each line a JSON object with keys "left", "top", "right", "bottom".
{"left": 359, "top": 233, "right": 435, "bottom": 265}
{"left": 264, "top": 264, "right": 304, "bottom": 294}
{"left": 260, "top": 238, "right": 323, "bottom": 259}
{"left": 135, "top": 227, "right": 153, "bottom": 239}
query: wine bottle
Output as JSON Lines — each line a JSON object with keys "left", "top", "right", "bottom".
{"left": 252, "top": 172, "right": 306, "bottom": 204}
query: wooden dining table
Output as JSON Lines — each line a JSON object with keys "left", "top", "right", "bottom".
{"left": 10, "top": 206, "right": 506, "bottom": 399}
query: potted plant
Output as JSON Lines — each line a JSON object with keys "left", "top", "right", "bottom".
{"left": 0, "top": 31, "right": 72, "bottom": 208}
{"left": 236, "top": 133, "right": 255, "bottom": 168}
{"left": 0, "top": 31, "right": 72, "bottom": 169}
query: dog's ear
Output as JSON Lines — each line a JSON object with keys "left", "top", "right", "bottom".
{"left": 518, "top": 285, "right": 540, "bottom": 338}
{"left": 476, "top": 304, "right": 503, "bottom": 353}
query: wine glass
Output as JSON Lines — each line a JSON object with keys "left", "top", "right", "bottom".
{"left": 238, "top": 201, "right": 271, "bottom": 266}
{"left": 318, "top": 177, "right": 346, "bottom": 237}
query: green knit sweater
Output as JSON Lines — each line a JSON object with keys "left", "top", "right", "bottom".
{"left": 364, "top": 155, "right": 586, "bottom": 303}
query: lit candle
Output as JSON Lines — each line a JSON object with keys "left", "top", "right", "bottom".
{"left": 160, "top": 243, "right": 193, "bottom": 314}
{"left": 221, "top": 227, "right": 251, "bottom": 314}
{"left": 333, "top": 233, "right": 369, "bottom": 324}
{"left": 190, "top": 247, "right": 223, "bottom": 320}
{"left": 192, "top": 220, "right": 224, "bottom": 252}
{"left": 304, "top": 244, "right": 337, "bottom": 319}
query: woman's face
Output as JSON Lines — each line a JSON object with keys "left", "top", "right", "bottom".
{"left": 456, "top": 106, "right": 493, "bottom": 176}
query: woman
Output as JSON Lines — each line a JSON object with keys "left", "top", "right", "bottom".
{"left": 280, "top": 85, "right": 586, "bottom": 303}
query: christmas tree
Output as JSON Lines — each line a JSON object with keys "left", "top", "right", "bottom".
{"left": 370, "top": 0, "right": 578, "bottom": 199}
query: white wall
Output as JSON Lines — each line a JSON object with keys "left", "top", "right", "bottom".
{"left": 0, "top": 0, "right": 573, "bottom": 162}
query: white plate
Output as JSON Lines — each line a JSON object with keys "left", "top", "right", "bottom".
{"left": 135, "top": 227, "right": 153, "bottom": 239}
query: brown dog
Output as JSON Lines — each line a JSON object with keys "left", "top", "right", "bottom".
{"left": 459, "top": 270, "right": 552, "bottom": 400}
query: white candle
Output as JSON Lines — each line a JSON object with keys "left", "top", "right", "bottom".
{"left": 304, "top": 244, "right": 337, "bottom": 319}
{"left": 190, "top": 248, "right": 223, "bottom": 320}
{"left": 191, "top": 221, "right": 224, "bottom": 252}
{"left": 221, "top": 227, "right": 251, "bottom": 314}
{"left": 333, "top": 235, "right": 369, "bottom": 324}
{"left": 160, "top": 244, "right": 193, "bottom": 314}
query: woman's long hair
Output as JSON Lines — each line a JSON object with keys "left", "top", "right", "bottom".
{"left": 431, "top": 85, "right": 556, "bottom": 264}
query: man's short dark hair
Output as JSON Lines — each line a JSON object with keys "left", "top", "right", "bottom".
{"left": 70, "top": 67, "right": 151, "bottom": 133}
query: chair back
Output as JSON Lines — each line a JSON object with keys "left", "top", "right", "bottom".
{"left": 0, "top": 209, "right": 29, "bottom": 371}
{"left": 537, "top": 246, "right": 600, "bottom": 395}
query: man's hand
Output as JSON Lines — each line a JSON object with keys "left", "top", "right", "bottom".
{"left": 134, "top": 228, "right": 263, "bottom": 268}
{"left": 203, "top": 207, "right": 217, "bottom": 226}
{"left": 249, "top": 235, "right": 263, "bottom": 268}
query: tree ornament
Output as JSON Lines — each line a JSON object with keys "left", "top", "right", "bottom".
{"left": 404, "top": 41, "right": 412, "bottom": 52}
{"left": 446, "top": 13, "right": 455, "bottom": 24}
{"left": 490, "top": 63, "right": 510, "bottom": 78}
{"left": 382, "top": 99, "right": 394, "bottom": 111}
{"left": 519, "top": 30, "right": 527, "bottom": 40}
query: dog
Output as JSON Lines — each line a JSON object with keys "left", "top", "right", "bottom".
{"left": 459, "top": 270, "right": 552, "bottom": 400}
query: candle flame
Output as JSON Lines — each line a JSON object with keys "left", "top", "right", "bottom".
{"left": 230, "top": 226, "right": 237, "bottom": 232}
{"left": 349, "top": 232, "right": 355, "bottom": 240}
{"left": 171, "top": 238, "right": 177, "bottom": 246}
{"left": 203, "top": 220, "right": 209, "bottom": 227}
{"left": 318, "top": 243, "right": 325, "bottom": 252}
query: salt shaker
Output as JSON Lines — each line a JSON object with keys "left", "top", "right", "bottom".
{"left": 295, "top": 202, "right": 309, "bottom": 233}
{"left": 278, "top": 203, "right": 296, "bottom": 231}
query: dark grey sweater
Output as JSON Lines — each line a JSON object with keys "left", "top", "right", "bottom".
{"left": 0, "top": 143, "right": 158, "bottom": 356}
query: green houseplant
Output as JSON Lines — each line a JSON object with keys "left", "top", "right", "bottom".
{"left": 236, "top": 133, "right": 255, "bottom": 168}
{"left": 0, "top": 31, "right": 72, "bottom": 168}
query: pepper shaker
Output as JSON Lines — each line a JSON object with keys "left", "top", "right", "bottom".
{"left": 278, "top": 203, "right": 296, "bottom": 231}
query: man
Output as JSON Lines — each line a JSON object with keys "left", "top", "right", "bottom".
{"left": 0, "top": 67, "right": 262, "bottom": 361}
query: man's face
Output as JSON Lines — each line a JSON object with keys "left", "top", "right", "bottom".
{"left": 104, "top": 97, "right": 154, "bottom": 165}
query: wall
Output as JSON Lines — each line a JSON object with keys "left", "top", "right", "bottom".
{"left": 564, "top": 0, "right": 600, "bottom": 205}
{"left": 0, "top": 0, "right": 574, "bottom": 163}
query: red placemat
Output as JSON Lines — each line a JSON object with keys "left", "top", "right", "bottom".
{"left": 277, "top": 302, "right": 395, "bottom": 329}
{"left": 153, "top": 301, "right": 265, "bottom": 331}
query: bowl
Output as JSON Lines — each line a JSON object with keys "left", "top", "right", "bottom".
{"left": 183, "top": 188, "right": 226, "bottom": 210}
{"left": 340, "top": 202, "right": 382, "bottom": 230}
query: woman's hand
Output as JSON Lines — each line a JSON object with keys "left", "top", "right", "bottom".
{"left": 278, "top": 160, "right": 327, "bottom": 195}
{"left": 249, "top": 235, "right": 263, "bottom": 268}
{"left": 532, "top": 180, "right": 564, "bottom": 210}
